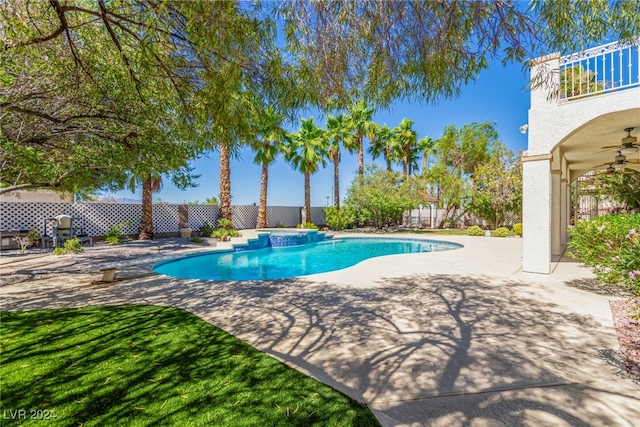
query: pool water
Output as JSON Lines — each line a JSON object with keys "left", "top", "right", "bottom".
{"left": 154, "top": 237, "right": 461, "bottom": 281}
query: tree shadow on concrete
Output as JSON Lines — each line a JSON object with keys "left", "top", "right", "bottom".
{"left": 3, "top": 272, "right": 639, "bottom": 426}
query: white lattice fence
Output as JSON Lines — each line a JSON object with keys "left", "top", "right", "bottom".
{"left": 1, "top": 202, "right": 75, "bottom": 235}
{"left": 187, "top": 205, "right": 219, "bottom": 229}
{"left": 74, "top": 204, "right": 142, "bottom": 236}
{"left": 409, "top": 209, "right": 522, "bottom": 229}
{"left": 152, "top": 205, "right": 180, "bottom": 233}
{"left": 1, "top": 202, "right": 330, "bottom": 235}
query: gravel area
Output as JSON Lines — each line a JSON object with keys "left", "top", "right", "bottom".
{"left": 0, "top": 237, "right": 218, "bottom": 286}
{"left": 610, "top": 297, "right": 640, "bottom": 382}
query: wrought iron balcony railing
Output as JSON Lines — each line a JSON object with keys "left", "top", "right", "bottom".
{"left": 560, "top": 40, "right": 640, "bottom": 102}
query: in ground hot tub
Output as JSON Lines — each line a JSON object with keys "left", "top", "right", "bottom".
{"left": 268, "top": 230, "right": 329, "bottom": 247}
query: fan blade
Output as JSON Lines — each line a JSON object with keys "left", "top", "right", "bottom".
{"left": 626, "top": 159, "right": 640, "bottom": 164}
{"left": 592, "top": 162, "right": 615, "bottom": 168}
{"left": 595, "top": 146, "right": 620, "bottom": 153}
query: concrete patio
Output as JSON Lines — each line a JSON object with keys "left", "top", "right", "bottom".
{"left": 1, "top": 233, "right": 638, "bottom": 426}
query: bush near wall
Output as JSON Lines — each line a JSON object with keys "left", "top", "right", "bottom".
{"left": 568, "top": 214, "right": 640, "bottom": 295}
{"left": 467, "top": 225, "right": 484, "bottom": 236}
{"left": 513, "top": 223, "right": 523, "bottom": 236}
{"left": 492, "top": 227, "right": 510, "bottom": 237}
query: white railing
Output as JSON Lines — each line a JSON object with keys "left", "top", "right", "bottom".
{"left": 560, "top": 39, "right": 640, "bottom": 102}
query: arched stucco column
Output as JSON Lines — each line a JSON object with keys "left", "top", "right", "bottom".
{"left": 522, "top": 154, "right": 552, "bottom": 274}
{"left": 561, "top": 178, "right": 569, "bottom": 247}
{"left": 551, "top": 169, "right": 562, "bottom": 256}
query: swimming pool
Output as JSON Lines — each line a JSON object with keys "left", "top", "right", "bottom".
{"left": 154, "top": 237, "right": 462, "bottom": 281}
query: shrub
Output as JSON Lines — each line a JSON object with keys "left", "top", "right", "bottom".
{"left": 344, "top": 165, "right": 417, "bottom": 229}
{"left": 199, "top": 222, "right": 215, "bottom": 237}
{"left": 276, "top": 222, "right": 286, "bottom": 228}
{"left": 12, "top": 235, "right": 30, "bottom": 253}
{"left": 467, "top": 225, "right": 484, "bottom": 236}
{"left": 568, "top": 213, "right": 640, "bottom": 295}
{"left": 324, "top": 207, "right": 355, "bottom": 230}
{"left": 27, "top": 227, "right": 41, "bottom": 246}
{"left": 492, "top": 227, "right": 510, "bottom": 237}
{"left": 53, "top": 238, "right": 84, "bottom": 255}
{"left": 296, "top": 222, "right": 318, "bottom": 229}
{"left": 513, "top": 223, "right": 523, "bottom": 236}
{"left": 211, "top": 218, "right": 240, "bottom": 240}
{"left": 190, "top": 237, "right": 205, "bottom": 244}
{"left": 104, "top": 221, "right": 131, "bottom": 245}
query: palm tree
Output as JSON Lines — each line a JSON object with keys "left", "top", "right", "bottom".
{"left": 218, "top": 139, "right": 233, "bottom": 221}
{"left": 392, "top": 118, "right": 418, "bottom": 177}
{"left": 325, "top": 113, "right": 352, "bottom": 208}
{"left": 250, "top": 106, "right": 288, "bottom": 228}
{"left": 346, "top": 100, "right": 375, "bottom": 177}
{"left": 129, "top": 173, "right": 162, "bottom": 240}
{"left": 284, "top": 117, "right": 328, "bottom": 221}
{"left": 418, "top": 135, "right": 437, "bottom": 194}
{"left": 367, "top": 124, "right": 394, "bottom": 172}
{"left": 418, "top": 136, "right": 437, "bottom": 174}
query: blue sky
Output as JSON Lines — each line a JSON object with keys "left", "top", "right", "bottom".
{"left": 105, "top": 58, "right": 531, "bottom": 207}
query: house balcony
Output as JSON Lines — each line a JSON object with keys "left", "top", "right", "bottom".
{"left": 522, "top": 40, "right": 640, "bottom": 274}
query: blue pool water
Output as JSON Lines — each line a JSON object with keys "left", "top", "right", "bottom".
{"left": 154, "top": 237, "right": 461, "bottom": 281}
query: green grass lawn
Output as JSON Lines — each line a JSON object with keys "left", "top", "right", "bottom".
{"left": 399, "top": 229, "right": 518, "bottom": 237}
{"left": 1, "top": 305, "right": 380, "bottom": 426}
{"left": 398, "top": 228, "right": 470, "bottom": 235}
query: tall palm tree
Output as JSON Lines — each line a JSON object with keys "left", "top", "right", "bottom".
{"left": 129, "top": 173, "right": 162, "bottom": 240}
{"left": 346, "top": 100, "right": 375, "bottom": 177}
{"left": 367, "top": 124, "right": 394, "bottom": 172}
{"left": 418, "top": 136, "right": 437, "bottom": 175}
{"left": 285, "top": 117, "right": 328, "bottom": 221}
{"left": 392, "top": 118, "right": 418, "bottom": 177}
{"left": 418, "top": 135, "right": 437, "bottom": 193}
{"left": 218, "top": 139, "right": 233, "bottom": 221}
{"left": 325, "top": 113, "right": 352, "bottom": 208}
{"left": 250, "top": 106, "right": 288, "bottom": 228}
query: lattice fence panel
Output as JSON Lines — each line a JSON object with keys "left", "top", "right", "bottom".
{"left": 81, "top": 204, "right": 142, "bottom": 236}
{"left": 0, "top": 202, "right": 75, "bottom": 234}
{"left": 266, "top": 206, "right": 300, "bottom": 227}
{"left": 152, "top": 205, "right": 180, "bottom": 233}
{"left": 231, "top": 205, "right": 259, "bottom": 229}
{"left": 1, "top": 202, "right": 332, "bottom": 235}
{"left": 188, "top": 205, "right": 219, "bottom": 229}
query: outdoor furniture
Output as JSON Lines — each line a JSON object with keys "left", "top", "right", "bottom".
{"left": 41, "top": 215, "right": 92, "bottom": 248}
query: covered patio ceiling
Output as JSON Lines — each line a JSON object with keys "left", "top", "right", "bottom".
{"left": 557, "top": 108, "right": 640, "bottom": 182}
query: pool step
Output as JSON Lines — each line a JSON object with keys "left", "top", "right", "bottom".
{"left": 231, "top": 230, "right": 332, "bottom": 252}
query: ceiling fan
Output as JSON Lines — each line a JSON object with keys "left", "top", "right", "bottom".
{"left": 592, "top": 149, "right": 640, "bottom": 174}
{"left": 598, "top": 127, "right": 639, "bottom": 155}
{"left": 592, "top": 163, "right": 634, "bottom": 176}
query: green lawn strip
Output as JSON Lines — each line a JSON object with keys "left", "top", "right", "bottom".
{"left": 398, "top": 229, "right": 517, "bottom": 237}
{"left": 397, "top": 229, "right": 469, "bottom": 236}
{"left": 1, "top": 305, "right": 380, "bottom": 427}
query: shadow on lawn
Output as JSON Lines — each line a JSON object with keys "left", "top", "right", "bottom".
{"left": 3, "top": 272, "right": 640, "bottom": 426}
{"left": 159, "top": 274, "right": 638, "bottom": 427}
{"left": 1, "top": 305, "right": 379, "bottom": 426}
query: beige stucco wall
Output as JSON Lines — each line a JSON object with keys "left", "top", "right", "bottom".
{"left": 0, "top": 190, "right": 73, "bottom": 203}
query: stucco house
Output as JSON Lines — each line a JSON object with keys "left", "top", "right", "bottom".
{"left": 522, "top": 40, "right": 640, "bottom": 274}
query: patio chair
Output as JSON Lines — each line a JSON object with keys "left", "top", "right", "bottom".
{"left": 41, "top": 215, "right": 84, "bottom": 248}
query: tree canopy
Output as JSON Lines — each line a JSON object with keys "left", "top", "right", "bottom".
{"left": 2, "top": 0, "right": 638, "bottom": 197}
{"left": 276, "top": 0, "right": 640, "bottom": 108}
{"left": 0, "top": 0, "right": 300, "bottom": 195}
